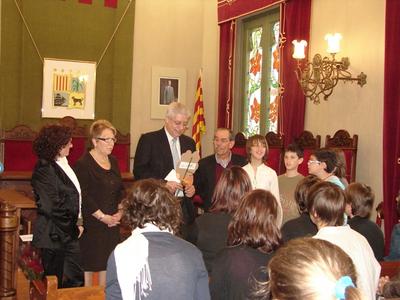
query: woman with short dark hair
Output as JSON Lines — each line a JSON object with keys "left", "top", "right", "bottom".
{"left": 193, "top": 166, "right": 252, "bottom": 273}
{"left": 31, "top": 124, "right": 83, "bottom": 288}
{"left": 106, "top": 179, "right": 209, "bottom": 300}
{"left": 210, "top": 189, "right": 282, "bottom": 300}
{"left": 346, "top": 182, "right": 384, "bottom": 260}
{"left": 308, "top": 148, "right": 345, "bottom": 190}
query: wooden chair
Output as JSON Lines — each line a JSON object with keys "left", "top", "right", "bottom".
{"left": 0, "top": 125, "right": 38, "bottom": 172}
{"left": 325, "top": 129, "right": 358, "bottom": 183}
{"left": 265, "top": 131, "right": 285, "bottom": 175}
{"left": 231, "top": 132, "right": 247, "bottom": 158}
{"left": 380, "top": 261, "right": 400, "bottom": 278}
{"left": 294, "top": 130, "right": 321, "bottom": 176}
{"left": 113, "top": 130, "right": 131, "bottom": 173}
{"left": 59, "top": 116, "right": 88, "bottom": 167}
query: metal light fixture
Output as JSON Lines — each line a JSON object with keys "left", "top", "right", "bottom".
{"left": 292, "top": 33, "right": 367, "bottom": 104}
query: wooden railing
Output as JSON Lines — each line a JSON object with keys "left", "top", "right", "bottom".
{"left": 0, "top": 201, "right": 18, "bottom": 299}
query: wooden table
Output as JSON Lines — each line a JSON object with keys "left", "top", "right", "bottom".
{"left": 0, "top": 189, "right": 36, "bottom": 211}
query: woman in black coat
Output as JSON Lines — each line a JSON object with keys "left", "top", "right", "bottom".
{"left": 31, "top": 124, "right": 84, "bottom": 288}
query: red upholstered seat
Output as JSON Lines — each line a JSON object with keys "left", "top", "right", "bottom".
{"left": 69, "top": 137, "right": 87, "bottom": 166}
{"left": 1, "top": 117, "right": 131, "bottom": 175}
{"left": 1, "top": 125, "right": 38, "bottom": 171}
{"left": 113, "top": 131, "right": 131, "bottom": 172}
{"left": 59, "top": 116, "right": 88, "bottom": 167}
{"left": 294, "top": 131, "right": 321, "bottom": 176}
{"left": 265, "top": 132, "right": 284, "bottom": 175}
{"left": 232, "top": 132, "right": 247, "bottom": 158}
{"left": 325, "top": 129, "right": 358, "bottom": 182}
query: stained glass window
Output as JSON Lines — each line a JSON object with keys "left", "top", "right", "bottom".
{"left": 268, "top": 21, "right": 280, "bottom": 133}
{"left": 240, "top": 10, "right": 280, "bottom": 137}
{"left": 245, "top": 27, "right": 263, "bottom": 137}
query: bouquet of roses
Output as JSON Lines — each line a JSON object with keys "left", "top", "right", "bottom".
{"left": 18, "top": 244, "right": 44, "bottom": 281}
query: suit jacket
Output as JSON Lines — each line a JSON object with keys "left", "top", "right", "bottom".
{"left": 31, "top": 159, "right": 80, "bottom": 249}
{"left": 134, "top": 128, "right": 197, "bottom": 226}
{"left": 133, "top": 128, "right": 196, "bottom": 180}
{"left": 194, "top": 153, "right": 247, "bottom": 210}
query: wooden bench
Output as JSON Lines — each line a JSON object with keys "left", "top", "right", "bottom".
{"left": 0, "top": 116, "right": 132, "bottom": 174}
{"left": 30, "top": 276, "right": 104, "bottom": 300}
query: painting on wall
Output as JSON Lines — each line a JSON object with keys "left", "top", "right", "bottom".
{"left": 151, "top": 67, "right": 186, "bottom": 119}
{"left": 42, "top": 58, "right": 96, "bottom": 119}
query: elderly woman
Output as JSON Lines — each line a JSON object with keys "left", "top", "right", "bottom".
{"left": 106, "top": 179, "right": 210, "bottom": 300}
{"left": 210, "top": 189, "right": 282, "bottom": 300}
{"left": 31, "top": 124, "right": 83, "bottom": 288}
{"left": 192, "top": 166, "right": 252, "bottom": 274}
{"left": 74, "top": 120, "right": 124, "bottom": 286}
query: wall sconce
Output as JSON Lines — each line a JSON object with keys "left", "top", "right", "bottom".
{"left": 292, "top": 33, "right": 367, "bottom": 104}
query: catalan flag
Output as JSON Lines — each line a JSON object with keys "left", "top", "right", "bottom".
{"left": 192, "top": 70, "right": 206, "bottom": 156}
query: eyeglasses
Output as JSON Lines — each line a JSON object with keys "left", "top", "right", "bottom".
{"left": 307, "top": 160, "right": 321, "bottom": 165}
{"left": 172, "top": 120, "right": 188, "bottom": 128}
{"left": 96, "top": 137, "right": 117, "bottom": 143}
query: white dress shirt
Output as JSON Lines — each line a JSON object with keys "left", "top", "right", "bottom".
{"left": 242, "top": 163, "right": 282, "bottom": 226}
{"left": 314, "top": 225, "right": 380, "bottom": 300}
{"left": 56, "top": 156, "right": 82, "bottom": 219}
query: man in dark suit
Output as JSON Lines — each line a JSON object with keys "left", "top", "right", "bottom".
{"left": 133, "top": 102, "right": 196, "bottom": 224}
{"left": 194, "top": 128, "right": 247, "bottom": 211}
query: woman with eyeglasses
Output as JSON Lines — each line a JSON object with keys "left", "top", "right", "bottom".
{"left": 307, "top": 148, "right": 345, "bottom": 190}
{"left": 74, "top": 119, "right": 124, "bottom": 286}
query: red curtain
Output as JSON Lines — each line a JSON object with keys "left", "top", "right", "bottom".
{"left": 280, "top": 0, "right": 311, "bottom": 146}
{"left": 217, "top": 20, "right": 236, "bottom": 128}
{"left": 216, "top": 0, "right": 311, "bottom": 144}
{"left": 383, "top": 0, "right": 400, "bottom": 253}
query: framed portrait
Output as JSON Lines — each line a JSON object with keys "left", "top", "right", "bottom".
{"left": 151, "top": 67, "right": 186, "bottom": 119}
{"left": 42, "top": 58, "right": 96, "bottom": 119}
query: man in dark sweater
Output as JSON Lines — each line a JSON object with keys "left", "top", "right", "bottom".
{"left": 194, "top": 128, "right": 247, "bottom": 211}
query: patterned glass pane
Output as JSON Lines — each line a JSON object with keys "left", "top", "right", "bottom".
{"left": 268, "top": 21, "right": 280, "bottom": 133}
{"left": 245, "top": 27, "right": 262, "bottom": 137}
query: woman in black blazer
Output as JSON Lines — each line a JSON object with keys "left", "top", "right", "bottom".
{"left": 31, "top": 125, "right": 84, "bottom": 288}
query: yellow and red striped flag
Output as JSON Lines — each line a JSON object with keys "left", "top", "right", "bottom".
{"left": 192, "top": 70, "right": 206, "bottom": 156}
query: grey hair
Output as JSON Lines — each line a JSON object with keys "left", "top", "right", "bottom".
{"left": 165, "top": 102, "right": 190, "bottom": 119}
{"left": 216, "top": 128, "right": 235, "bottom": 141}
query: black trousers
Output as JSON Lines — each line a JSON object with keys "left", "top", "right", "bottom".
{"left": 41, "top": 239, "right": 84, "bottom": 288}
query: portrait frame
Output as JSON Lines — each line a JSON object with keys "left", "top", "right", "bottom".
{"left": 42, "top": 58, "right": 96, "bottom": 119}
{"left": 151, "top": 66, "right": 186, "bottom": 119}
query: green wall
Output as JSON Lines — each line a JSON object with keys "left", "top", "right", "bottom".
{"left": 0, "top": 0, "right": 134, "bottom": 133}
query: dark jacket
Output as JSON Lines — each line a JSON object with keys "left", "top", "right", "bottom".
{"left": 31, "top": 159, "right": 79, "bottom": 248}
{"left": 194, "top": 154, "right": 247, "bottom": 210}
{"left": 348, "top": 216, "right": 385, "bottom": 261}
{"left": 133, "top": 128, "right": 196, "bottom": 180}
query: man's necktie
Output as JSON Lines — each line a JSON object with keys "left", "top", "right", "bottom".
{"left": 171, "top": 138, "right": 179, "bottom": 168}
